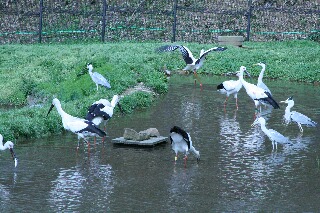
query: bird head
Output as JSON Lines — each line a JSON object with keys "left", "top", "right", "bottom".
{"left": 280, "top": 96, "right": 294, "bottom": 105}
{"left": 251, "top": 117, "right": 265, "bottom": 127}
{"left": 47, "top": 98, "right": 59, "bottom": 117}
{"left": 239, "top": 66, "right": 251, "bottom": 78}
{"left": 87, "top": 63, "right": 93, "bottom": 71}
{"left": 253, "top": 62, "right": 266, "bottom": 67}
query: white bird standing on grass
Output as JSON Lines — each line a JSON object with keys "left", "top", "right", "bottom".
{"left": 238, "top": 66, "right": 280, "bottom": 114}
{"left": 156, "top": 45, "right": 227, "bottom": 87}
{"left": 217, "top": 70, "right": 250, "bottom": 110}
{"left": 87, "top": 63, "right": 111, "bottom": 91}
{"left": 47, "top": 98, "right": 106, "bottom": 148}
{"left": 0, "top": 134, "right": 18, "bottom": 167}
{"left": 169, "top": 126, "right": 200, "bottom": 166}
{"left": 254, "top": 62, "right": 272, "bottom": 95}
{"left": 251, "top": 117, "right": 290, "bottom": 150}
{"left": 280, "top": 96, "right": 317, "bottom": 132}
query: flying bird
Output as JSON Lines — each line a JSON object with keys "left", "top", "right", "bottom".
{"left": 280, "top": 96, "right": 317, "bottom": 132}
{"left": 169, "top": 126, "right": 200, "bottom": 166}
{"left": 87, "top": 63, "right": 111, "bottom": 91}
{"left": 156, "top": 45, "right": 227, "bottom": 87}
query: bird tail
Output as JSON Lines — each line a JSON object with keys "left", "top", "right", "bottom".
{"left": 257, "top": 92, "right": 280, "bottom": 109}
{"left": 217, "top": 83, "right": 224, "bottom": 90}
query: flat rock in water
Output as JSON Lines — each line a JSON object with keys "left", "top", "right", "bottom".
{"left": 112, "top": 136, "right": 168, "bottom": 146}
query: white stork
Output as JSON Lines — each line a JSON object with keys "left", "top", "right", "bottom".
{"left": 217, "top": 70, "right": 250, "bottom": 110}
{"left": 169, "top": 126, "right": 200, "bottom": 166}
{"left": 0, "top": 134, "right": 18, "bottom": 167}
{"left": 156, "top": 45, "right": 227, "bottom": 87}
{"left": 47, "top": 98, "right": 106, "bottom": 148}
{"left": 280, "top": 96, "right": 317, "bottom": 132}
{"left": 85, "top": 95, "right": 123, "bottom": 143}
{"left": 238, "top": 66, "right": 280, "bottom": 115}
{"left": 87, "top": 63, "right": 111, "bottom": 91}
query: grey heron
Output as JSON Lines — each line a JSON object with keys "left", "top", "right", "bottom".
{"left": 0, "top": 134, "right": 18, "bottom": 167}
{"left": 254, "top": 62, "right": 272, "bottom": 95}
{"left": 280, "top": 96, "right": 317, "bottom": 132}
{"left": 238, "top": 66, "right": 280, "bottom": 114}
{"left": 87, "top": 63, "right": 111, "bottom": 91}
{"left": 169, "top": 126, "right": 200, "bottom": 166}
{"left": 251, "top": 117, "right": 290, "bottom": 150}
{"left": 47, "top": 98, "right": 106, "bottom": 149}
{"left": 156, "top": 45, "right": 227, "bottom": 87}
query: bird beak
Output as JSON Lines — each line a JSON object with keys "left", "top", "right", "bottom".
{"left": 9, "top": 148, "right": 18, "bottom": 168}
{"left": 244, "top": 70, "right": 251, "bottom": 78}
{"left": 47, "top": 104, "right": 54, "bottom": 117}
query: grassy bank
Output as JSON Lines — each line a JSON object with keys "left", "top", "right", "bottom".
{"left": 0, "top": 40, "right": 319, "bottom": 140}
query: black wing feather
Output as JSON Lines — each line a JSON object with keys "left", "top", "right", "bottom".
{"left": 255, "top": 91, "right": 280, "bottom": 109}
{"left": 156, "top": 45, "right": 193, "bottom": 65}
{"left": 77, "top": 121, "right": 106, "bottom": 137}
{"left": 170, "top": 126, "right": 191, "bottom": 149}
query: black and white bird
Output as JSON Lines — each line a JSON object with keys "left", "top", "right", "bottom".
{"left": 217, "top": 70, "right": 250, "bottom": 110}
{"left": 156, "top": 45, "right": 227, "bottom": 87}
{"left": 254, "top": 62, "right": 272, "bottom": 95}
{"left": 0, "top": 134, "right": 18, "bottom": 167}
{"left": 251, "top": 117, "right": 290, "bottom": 150}
{"left": 280, "top": 96, "right": 317, "bottom": 132}
{"left": 87, "top": 63, "right": 111, "bottom": 91}
{"left": 169, "top": 126, "right": 200, "bottom": 166}
{"left": 86, "top": 95, "right": 123, "bottom": 131}
{"left": 47, "top": 98, "right": 106, "bottom": 148}
{"left": 238, "top": 66, "right": 280, "bottom": 114}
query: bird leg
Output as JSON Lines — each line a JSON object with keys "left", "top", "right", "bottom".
{"left": 298, "top": 123, "right": 303, "bottom": 132}
{"left": 193, "top": 70, "right": 203, "bottom": 88}
{"left": 183, "top": 155, "right": 188, "bottom": 167}
{"left": 235, "top": 98, "right": 239, "bottom": 110}
{"left": 224, "top": 97, "right": 228, "bottom": 108}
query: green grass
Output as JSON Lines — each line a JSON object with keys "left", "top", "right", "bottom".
{"left": 0, "top": 40, "right": 319, "bottom": 140}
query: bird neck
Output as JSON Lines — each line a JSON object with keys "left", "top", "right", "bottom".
{"left": 285, "top": 101, "right": 294, "bottom": 114}
{"left": 258, "top": 66, "right": 265, "bottom": 82}
{"left": 0, "top": 141, "right": 10, "bottom": 151}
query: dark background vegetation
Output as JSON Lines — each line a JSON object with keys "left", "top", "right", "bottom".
{"left": 0, "top": 0, "right": 319, "bottom": 44}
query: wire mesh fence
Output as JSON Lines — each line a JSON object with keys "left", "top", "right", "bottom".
{"left": 0, "top": 0, "right": 319, "bottom": 44}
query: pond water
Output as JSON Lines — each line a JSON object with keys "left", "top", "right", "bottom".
{"left": 0, "top": 75, "right": 320, "bottom": 212}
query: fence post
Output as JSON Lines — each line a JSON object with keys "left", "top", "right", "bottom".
{"left": 39, "top": 0, "right": 43, "bottom": 43}
{"left": 101, "top": 0, "right": 107, "bottom": 42}
{"left": 246, "top": 0, "right": 253, "bottom": 41}
{"left": 172, "top": 0, "right": 178, "bottom": 42}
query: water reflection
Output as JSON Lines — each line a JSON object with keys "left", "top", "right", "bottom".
{"left": 48, "top": 155, "right": 114, "bottom": 212}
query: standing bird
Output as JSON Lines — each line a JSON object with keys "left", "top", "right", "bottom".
{"left": 251, "top": 117, "right": 290, "bottom": 150}
{"left": 87, "top": 63, "right": 111, "bottom": 91}
{"left": 280, "top": 96, "right": 317, "bottom": 132}
{"left": 169, "top": 126, "right": 200, "bottom": 166}
{"left": 0, "top": 134, "right": 18, "bottom": 167}
{"left": 238, "top": 66, "right": 280, "bottom": 114}
{"left": 156, "top": 45, "right": 227, "bottom": 87}
{"left": 86, "top": 95, "right": 123, "bottom": 132}
{"left": 254, "top": 62, "right": 272, "bottom": 95}
{"left": 47, "top": 98, "right": 106, "bottom": 148}
{"left": 217, "top": 70, "right": 249, "bottom": 110}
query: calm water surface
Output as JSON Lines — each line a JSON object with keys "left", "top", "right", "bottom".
{"left": 0, "top": 75, "right": 320, "bottom": 212}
